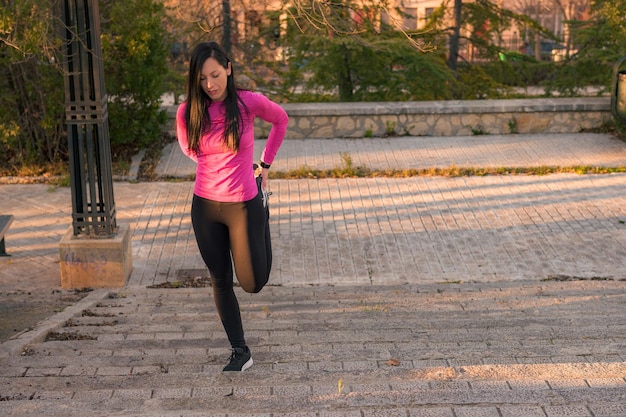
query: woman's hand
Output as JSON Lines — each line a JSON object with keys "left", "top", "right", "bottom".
{"left": 260, "top": 167, "right": 269, "bottom": 190}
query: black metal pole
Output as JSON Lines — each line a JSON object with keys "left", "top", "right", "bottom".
{"left": 59, "top": 0, "right": 117, "bottom": 237}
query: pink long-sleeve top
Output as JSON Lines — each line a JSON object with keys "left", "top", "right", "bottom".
{"left": 176, "top": 90, "right": 288, "bottom": 202}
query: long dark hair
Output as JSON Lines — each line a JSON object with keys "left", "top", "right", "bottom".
{"left": 184, "top": 41, "right": 246, "bottom": 153}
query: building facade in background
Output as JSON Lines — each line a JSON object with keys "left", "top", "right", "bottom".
{"left": 390, "top": 0, "right": 589, "bottom": 61}
{"left": 161, "top": 0, "right": 589, "bottom": 63}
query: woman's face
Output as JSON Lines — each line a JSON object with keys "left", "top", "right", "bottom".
{"left": 200, "top": 57, "right": 231, "bottom": 102}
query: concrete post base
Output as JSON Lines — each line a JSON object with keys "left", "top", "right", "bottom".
{"left": 59, "top": 224, "right": 133, "bottom": 289}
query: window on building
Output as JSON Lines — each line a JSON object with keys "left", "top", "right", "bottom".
{"left": 245, "top": 9, "right": 261, "bottom": 38}
{"left": 404, "top": 7, "right": 418, "bottom": 30}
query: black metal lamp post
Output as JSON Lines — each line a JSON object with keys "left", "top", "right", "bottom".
{"left": 59, "top": 0, "right": 117, "bottom": 237}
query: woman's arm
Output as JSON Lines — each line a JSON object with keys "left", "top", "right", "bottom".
{"left": 176, "top": 103, "right": 198, "bottom": 163}
{"left": 247, "top": 92, "right": 288, "bottom": 166}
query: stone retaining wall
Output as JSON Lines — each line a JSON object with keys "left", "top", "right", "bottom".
{"left": 165, "top": 97, "right": 611, "bottom": 139}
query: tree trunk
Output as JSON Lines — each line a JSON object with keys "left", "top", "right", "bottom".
{"left": 338, "top": 43, "right": 353, "bottom": 101}
{"left": 447, "top": 0, "right": 462, "bottom": 71}
{"left": 222, "top": 0, "right": 232, "bottom": 56}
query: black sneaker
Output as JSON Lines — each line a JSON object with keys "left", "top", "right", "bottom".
{"left": 223, "top": 346, "right": 253, "bottom": 372}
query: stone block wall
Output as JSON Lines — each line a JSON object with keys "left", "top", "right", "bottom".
{"left": 165, "top": 97, "right": 611, "bottom": 139}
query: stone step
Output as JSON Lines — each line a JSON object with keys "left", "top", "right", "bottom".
{"left": 1, "top": 281, "right": 625, "bottom": 416}
{"left": 1, "top": 380, "right": 625, "bottom": 416}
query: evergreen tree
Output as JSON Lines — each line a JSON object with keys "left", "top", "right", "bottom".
{"left": 282, "top": 0, "right": 448, "bottom": 101}
{"left": 100, "top": 0, "right": 170, "bottom": 158}
{"left": 543, "top": 0, "right": 626, "bottom": 95}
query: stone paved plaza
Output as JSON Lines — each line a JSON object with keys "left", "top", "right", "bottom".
{"left": 0, "top": 133, "right": 625, "bottom": 416}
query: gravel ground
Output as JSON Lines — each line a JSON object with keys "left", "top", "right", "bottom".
{"left": 0, "top": 289, "right": 90, "bottom": 342}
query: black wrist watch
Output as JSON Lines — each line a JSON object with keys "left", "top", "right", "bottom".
{"left": 259, "top": 161, "right": 271, "bottom": 169}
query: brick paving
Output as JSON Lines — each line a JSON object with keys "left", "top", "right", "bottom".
{"left": 0, "top": 133, "right": 625, "bottom": 416}
{"left": 158, "top": 133, "right": 626, "bottom": 175}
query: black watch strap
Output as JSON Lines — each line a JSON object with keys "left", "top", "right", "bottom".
{"left": 259, "top": 161, "right": 271, "bottom": 169}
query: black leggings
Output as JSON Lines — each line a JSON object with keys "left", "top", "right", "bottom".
{"left": 191, "top": 192, "right": 271, "bottom": 348}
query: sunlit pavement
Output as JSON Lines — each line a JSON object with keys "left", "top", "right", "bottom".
{"left": 0, "top": 133, "right": 625, "bottom": 416}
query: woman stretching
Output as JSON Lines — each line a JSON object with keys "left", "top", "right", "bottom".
{"left": 176, "top": 41, "right": 288, "bottom": 371}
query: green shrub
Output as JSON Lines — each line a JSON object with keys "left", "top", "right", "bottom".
{"left": 0, "top": 0, "right": 66, "bottom": 170}
{"left": 100, "top": 0, "right": 170, "bottom": 159}
{"left": 0, "top": 0, "right": 172, "bottom": 173}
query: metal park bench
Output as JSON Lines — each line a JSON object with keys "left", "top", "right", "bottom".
{"left": 0, "top": 215, "right": 14, "bottom": 256}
